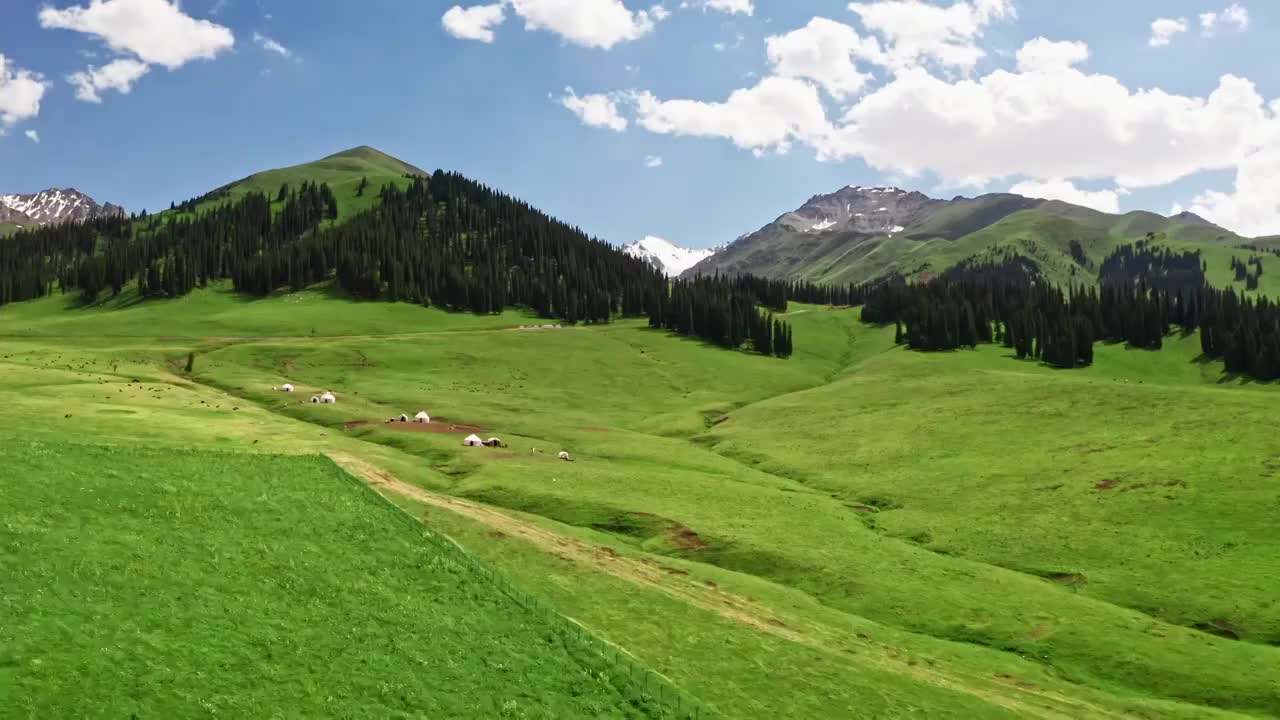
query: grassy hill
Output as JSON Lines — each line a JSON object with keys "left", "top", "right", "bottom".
{"left": 692, "top": 190, "right": 1255, "bottom": 292}
{"left": 2, "top": 282, "right": 1279, "bottom": 718}
{"left": 171, "top": 145, "right": 427, "bottom": 222}
{"left": 2, "top": 441, "right": 661, "bottom": 719}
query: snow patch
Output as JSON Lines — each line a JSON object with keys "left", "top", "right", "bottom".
{"left": 811, "top": 218, "right": 836, "bottom": 232}
{"left": 624, "top": 236, "right": 719, "bottom": 277}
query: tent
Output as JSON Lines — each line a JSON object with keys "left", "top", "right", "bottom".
{"left": 280, "top": 383, "right": 294, "bottom": 392}
{"left": 558, "top": 451, "right": 573, "bottom": 461}
{"left": 414, "top": 411, "right": 431, "bottom": 423}
{"left": 483, "top": 437, "right": 504, "bottom": 447}
{"left": 398, "top": 413, "right": 409, "bottom": 422}
{"left": 319, "top": 391, "right": 337, "bottom": 404}
{"left": 310, "top": 396, "right": 320, "bottom": 403}
{"left": 463, "top": 434, "right": 485, "bottom": 447}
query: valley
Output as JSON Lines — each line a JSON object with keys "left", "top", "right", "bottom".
{"left": 3, "top": 148, "right": 1280, "bottom": 719}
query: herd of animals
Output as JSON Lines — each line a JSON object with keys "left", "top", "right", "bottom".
{"left": 273, "top": 382, "right": 573, "bottom": 460}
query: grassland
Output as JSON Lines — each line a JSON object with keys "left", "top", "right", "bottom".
{"left": 0, "top": 440, "right": 662, "bottom": 719}
{"left": 3, "top": 283, "right": 1279, "bottom": 718}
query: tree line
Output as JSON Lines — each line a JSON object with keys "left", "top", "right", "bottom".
{"left": 0, "top": 170, "right": 797, "bottom": 357}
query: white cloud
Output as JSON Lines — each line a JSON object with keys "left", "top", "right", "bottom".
{"left": 1201, "top": 3, "right": 1249, "bottom": 36}
{"left": 847, "top": 0, "right": 1015, "bottom": 74}
{"left": 442, "top": 3, "right": 507, "bottom": 43}
{"left": 508, "top": 0, "right": 660, "bottom": 49}
{"left": 630, "top": 76, "right": 834, "bottom": 156}
{"left": 765, "top": 18, "right": 882, "bottom": 99}
{"left": 0, "top": 55, "right": 48, "bottom": 128}
{"left": 644, "top": 154, "right": 663, "bottom": 167}
{"left": 39, "top": 0, "right": 235, "bottom": 70}
{"left": 252, "top": 32, "right": 292, "bottom": 58}
{"left": 1149, "top": 17, "right": 1189, "bottom": 47}
{"left": 67, "top": 58, "right": 151, "bottom": 103}
{"left": 1015, "top": 37, "right": 1088, "bottom": 72}
{"left": 703, "top": 0, "right": 753, "bottom": 15}
{"left": 1183, "top": 113, "right": 1280, "bottom": 237}
{"left": 650, "top": 4, "right": 671, "bottom": 21}
{"left": 561, "top": 86, "right": 628, "bottom": 131}
{"left": 25, "top": 129, "right": 40, "bottom": 143}
{"left": 610, "top": 35, "right": 1279, "bottom": 189}
{"left": 1008, "top": 178, "right": 1123, "bottom": 214}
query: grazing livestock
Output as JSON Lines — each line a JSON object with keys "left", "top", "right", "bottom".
{"left": 558, "top": 451, "right": 573, "bottom": 461}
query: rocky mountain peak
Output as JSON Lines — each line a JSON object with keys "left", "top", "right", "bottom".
{"left": 0, "top": 188, "right": 125, "bottom": 229}
{"left": 780, "top": 184, "right": 941, "bottom": 237}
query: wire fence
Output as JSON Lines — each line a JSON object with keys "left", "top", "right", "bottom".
{"left": 339, "top": 465, "right": 712, "bottom": 719}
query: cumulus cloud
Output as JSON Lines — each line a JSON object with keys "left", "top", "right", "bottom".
{"left": 630, "top": 76, "right": 833, "bottom": 156}
{"left": 847, "top": 0, "right": 1015, "bottom": 74}
{"left": 644, "top": 154, "right": 663, "bottom": 167}
{"left": 1149, "top": 17, "right": 1189, "bottom": 47}
{"left": 703, "top": 0, "right": 753, "bottom": 15}
{"left": 39, "top": 0, "right": 235, "bottom": 69}
{"left": 442, "top": 3, "right": 507, "bottom": 43}
{"left": 1008, "top": 178, "right": 1123, "bottom": 214}
{"left": 508, "top": 0, "right": 660, "bottom": 49}
{"left": 1015, "top": 37, "right": 1088, "bottom": 72}
{"left": 0, "top": 54, "right": 48, "bottom": 128}
{"left": 560, "top": 86, "right": 628, "bottom": 131}
{"left": 765, "top": 18, "right": 882, "bottom": 99}
{"left": 1201, "top": 3, "right": 1250, "bottom": 36}
{"left": 253, "top": 32, "right": 292, "bottom": 58}
{"left": 67, "top": 58, "right": 151, "bottom": 103}
{"left": 25, "top": 129, "right": 40, "bottom": 143}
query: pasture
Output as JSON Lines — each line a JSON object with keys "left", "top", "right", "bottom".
{"left": 2, "top": 285, "right": 1279, "bottom": 718}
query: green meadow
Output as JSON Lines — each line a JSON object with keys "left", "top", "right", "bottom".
{"left": 3, "top": 284, "right": 1279, "bottom": 718}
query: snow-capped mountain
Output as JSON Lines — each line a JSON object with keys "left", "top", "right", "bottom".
{"left": 624, "top": 236, "right": 722, "bottom": 277}
{"left": 0, "top": 188, "right": 124, "bottom": 228}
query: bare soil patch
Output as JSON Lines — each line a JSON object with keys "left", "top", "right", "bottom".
{"left": 667, "top": 527, "right": 709, "bottom": 552}
{"left": 1094, "top": 479, "right": 1119, "bottom": 491}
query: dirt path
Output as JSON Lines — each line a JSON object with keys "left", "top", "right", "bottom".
{"left": 327, "top": 451, "right": 1133, "bottom": 720}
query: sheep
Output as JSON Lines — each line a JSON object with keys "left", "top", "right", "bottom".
{"left": 558, "top": 451, "right": 573, "bottom": 462}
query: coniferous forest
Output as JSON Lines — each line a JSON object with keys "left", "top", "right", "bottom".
{"left": 0, "top": 171, "right": 793, "bottom": 357}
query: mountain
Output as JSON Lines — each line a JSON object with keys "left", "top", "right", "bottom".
{"left": 0, "top": 188, "right": 124, "bottom": 228}
{"left": 172, "top": 145, "right": 428, "bottom": 221}
{"left": 623, "top": 236, "right": 721, "bottom": 277}
{"left": 683, "top": 185, "right": 1244, "bottom": 286}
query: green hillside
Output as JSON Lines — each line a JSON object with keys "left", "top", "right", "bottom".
{"left": 174, "top": 145, "right": 427, "bottom": 221}
{"left": 698, "top": 191, "right": 1251, "bottom": 292}
{"left": 2, "top": 282, "right": 1278, "bottom": 718}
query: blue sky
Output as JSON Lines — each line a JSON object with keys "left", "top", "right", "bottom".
{"left": 2, "top": 0, "right": 1280, "bottom": 247}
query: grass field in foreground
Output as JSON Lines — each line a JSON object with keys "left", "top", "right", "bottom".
{"left": 2, "top": 287, "right": 1279, "bottom": 718}
{"left": 0, "top": 441, "right": 659, "bottom": 719}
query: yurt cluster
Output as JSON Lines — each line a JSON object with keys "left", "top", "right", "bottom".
{"left": 275, "top": 382, "right": 572, "bottom": 459}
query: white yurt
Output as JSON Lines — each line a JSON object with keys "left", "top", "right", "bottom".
{"left": 414, "top": 411, "right": 430, "bottom": 423}
{"left": 310, "top": 396, "right": 320, "bottom": 403}
{"left": 484, "top": 437, "right": 504, "bottom": 447}
{"left": 319, "top": 391, "right": 337, "bottom": 404}
{"left": 281, "top": 383, "right": 295, "bottom": 392}
{"left": 463, "top": 434, "right": 485, "bottom": 447}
